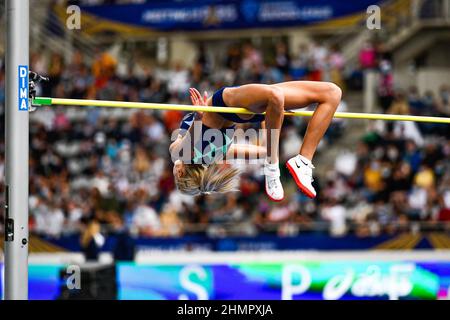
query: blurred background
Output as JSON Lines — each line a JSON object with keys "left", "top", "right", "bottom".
{"left": 0, "top": 0, "right": 449, "bottom": 300}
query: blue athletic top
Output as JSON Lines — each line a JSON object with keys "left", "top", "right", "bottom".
{"left": 176, "top": 87, "right": 264, "bottom": 165}
{"left": 212, "top": 87, "right": 265, "bottom": 123}
{"left": 178, "top": 112, "right": 235, "bottom": 165}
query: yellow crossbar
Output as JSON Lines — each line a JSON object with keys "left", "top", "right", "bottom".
{"left": 33, "top": 97, "right": 450, "bottom": 124}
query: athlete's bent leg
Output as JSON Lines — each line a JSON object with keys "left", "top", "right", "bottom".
{"left": 274, "top": 81, "right": 342, "bottom": 198}
{"left": 224, "top": 84, "right": 285, "bottom": 201}
{"left": 263, "top": 87, "right": 285, "bottom": 201}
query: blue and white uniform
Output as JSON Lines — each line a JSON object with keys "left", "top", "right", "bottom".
{"left": 178, "top": 86, "right": 264, "bottom": 165}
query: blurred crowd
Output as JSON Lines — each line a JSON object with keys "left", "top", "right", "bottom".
{"left": 320, "top": 119, "right": 450, "bottom": 237}
{"left": 0, "top": 39, "right": 449, "bottom": 243}
{"left": 314, "top": 41, "right": 450, "bottom": 237}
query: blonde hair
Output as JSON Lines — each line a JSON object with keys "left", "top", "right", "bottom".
{"left": 80, "top": 220, "right": 101, "bottom": 248}
{"left": 175, "top": 163, "right": 240, "bottom": 196}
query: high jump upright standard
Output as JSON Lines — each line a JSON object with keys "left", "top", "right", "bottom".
{"left": 4, "top": 0, "right": 30, "bottom": 300}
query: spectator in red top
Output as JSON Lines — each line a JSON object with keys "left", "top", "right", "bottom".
{"left": 359, "top": 41, "right": 377, "bottom": 69}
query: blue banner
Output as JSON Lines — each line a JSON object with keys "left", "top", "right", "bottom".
{"left": 45, "top": 233, "right": 437, "bottom": 252}
{"left": 79, "top": 0, "right": 383, "bottom": 31}
{"left": 117, "top": 261, "right": 449, "bottom": 300}
{"left": 2, "top": 260, "right": 450, "bottom": 300}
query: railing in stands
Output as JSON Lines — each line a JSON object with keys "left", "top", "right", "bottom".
{"left": 30, "top": 0, "right": 97, "bottom": 64}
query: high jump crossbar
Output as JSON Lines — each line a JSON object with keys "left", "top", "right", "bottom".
{"left": 33, "top": 97, "right": 450, "bottom": 124}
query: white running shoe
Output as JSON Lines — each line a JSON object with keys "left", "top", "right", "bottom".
{"left": 264, "top": 162, "right": 284, "bottom": 202}
{"left": 286, "top": 155, "right": 316, "bottom": 199}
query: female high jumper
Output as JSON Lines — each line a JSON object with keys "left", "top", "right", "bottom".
{"left": 170, "top": 81, "right": 342, "bottom": 202}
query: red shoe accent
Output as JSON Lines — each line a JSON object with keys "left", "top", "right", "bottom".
{"left": 286, "top": 162, "right": 316, "bottom": 199}
{"left": 265, "top": 186, "right": 284, "bottom": 202}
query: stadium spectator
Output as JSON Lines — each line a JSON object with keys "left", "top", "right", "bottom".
{"left": 80, "top": 219, "right": 105, "bottom": 261}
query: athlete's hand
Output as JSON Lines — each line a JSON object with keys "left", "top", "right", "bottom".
{"left": 189, "top": 88, "right": 208, "bottom": 106}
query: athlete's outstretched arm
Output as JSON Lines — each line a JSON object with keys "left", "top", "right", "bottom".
{"left": 169, "top": 89, "right": 207, "bottom": 161}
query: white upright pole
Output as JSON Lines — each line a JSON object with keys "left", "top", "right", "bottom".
{"left": 4, "top": 0, "right": 30, "bottom": 300}
{"left": 363, "top": 69, "right": 377, "bottom": 115}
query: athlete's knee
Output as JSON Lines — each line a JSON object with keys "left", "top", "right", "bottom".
{"left": 267, "top": 87, "right": 285, "bottom": 112}
{"left": 324, "top": 82, "right": 342, "bottom": 105}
